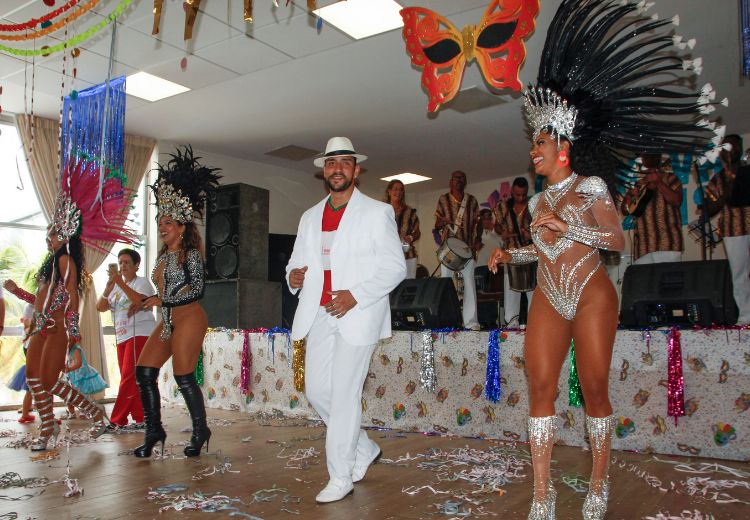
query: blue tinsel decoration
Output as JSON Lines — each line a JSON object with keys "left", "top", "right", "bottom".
{"left": 484, "top": 329, "right": 501, "bottom": 402}
{"left": 60, "top": 76, "right": 127, "bottom": 179}
{"left": 742, "top": 0, "right": 750, "bottom": 77}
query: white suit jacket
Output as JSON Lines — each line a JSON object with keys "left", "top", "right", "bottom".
{"left": 285, "top": 188, "right": 406, "bottom": 346}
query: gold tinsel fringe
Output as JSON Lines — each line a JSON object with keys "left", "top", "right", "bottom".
{"left": 292, "top": 338, "right": 306, "bottom": 392}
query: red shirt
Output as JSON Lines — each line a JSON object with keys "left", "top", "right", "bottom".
{"left": 320, "top": 200, "right": 347, "bottom": 305}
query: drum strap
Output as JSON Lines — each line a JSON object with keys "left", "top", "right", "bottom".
{"left": 509, "top": 203, "right": 530, "bottom": 246}
{"left": 449, "top": 196, "right": 468, "bottom": 238}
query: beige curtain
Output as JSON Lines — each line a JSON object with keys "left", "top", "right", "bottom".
{"left": 16, "top": 114, "right": 155, "bottom": 390}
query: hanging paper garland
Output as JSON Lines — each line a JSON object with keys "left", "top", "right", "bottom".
{"left": 0, "top": 0, "right": 82, "bottom": 32}
{"left": 0, "top": 0, "right": 132, "bottom": 56}
{"left": 240, "top": 331, "right": 252, "bottom": 394}
{"left": 195, "top": 350, "right": 204, "bottom": 386}
{"left": 742, "top": 0, "right": 750, "bottom": 77}
{"left": 568, "top": 340, "right": 584, "bottom": 407}
{"left": 0, "top": 0, "right": 102, "bottom": 41}
{"left": 667, "top": 327, "right": 686, "bottom": 424}
{"left": 484, "top": 329, "right": 507, "bottom": 402}
{"left": 292, "top": 339, "right": 306, "bottom": 392}
{"left": 419, "top": 331, "right": 437, "bottom": 392}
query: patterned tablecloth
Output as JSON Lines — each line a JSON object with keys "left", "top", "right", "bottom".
{"left": 159, "top": 329, "right": 750, "bottom": 461}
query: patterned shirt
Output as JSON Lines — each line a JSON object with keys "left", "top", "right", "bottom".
{"left": 706, "top": 170, "right": 750, "bottom": 237}
{"left": 320, "top": 200, "right": 347, "bottom": 305}
{"left": 394, "top": 205, "right": 419, "bottom": 260}
{"left": 435, "top": 193, "right": 480, "bottom": 247}
{"left": 629, "top": 172, "right": 684, "bottom": 259}
{"left": 494, "top": 199, "right": 532, "bottom": 250}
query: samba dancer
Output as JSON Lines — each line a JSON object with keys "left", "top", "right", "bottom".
{"left": 488, "top": 1, "right": 726, "bottom": 518}
{"left": 134, "top": 146, "right": 220, "bottom": 458}
{"left": 24, "top": 157, "right": 135, "bottom": 451}
{"left": 434, "top": 170, "right": 481, "bottom": 330}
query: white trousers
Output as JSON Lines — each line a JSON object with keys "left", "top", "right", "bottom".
{"left": 633, "top": 250, "right": 682, "bottom": 265}
{"left": 405, "top": 257, "right": 417, "bottom": 279}
{"left": 724, "top": 234, "right": 750, "bottom": 324}
{"left": 441, "top": 258, "right": 479, "bottom": 329}
{"left": 305, "top": 307, "right": 380, "bottom": 485}
{"left": 503, "top": 270, "right": 534, "bottom": 323}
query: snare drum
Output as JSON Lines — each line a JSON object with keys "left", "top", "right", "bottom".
{"left": 437, "top": 237, "right": 472, "bottom": 271}
{"left": 507, "top": 262, "right": 537, "bottom": 292}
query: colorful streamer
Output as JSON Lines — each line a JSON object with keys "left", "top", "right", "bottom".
{"left": 0, "top": 0, "right": 132, "bottom": 56}
{"left": 152, "top": 0, "right": 164, "bottom": 35}
{"left": 0, "top": 0, "right": 82, "bottom": 32}
{"left": 742, "top": 0, "right": 750, "bottom": 77}
{"left": 0, "top": 0, "right": 101, "bottom": 41}
{"left": 195, "top": 350, "right": 204, "bottom": 386}
{"left": 667, "top": 328, "right": 686, "bottom": 424}
{"left": 419, "top": 331, "right": 437, "bottom": 393}
{"left": 292, "top": 339, "right": 305, "bottom": 392}
{"left": 568, "top": 340, "right": 584, "bottom": 407}
{"left": 484, "top": 330, "right": 505, "bottom": 403}
{"left": 184, "top": 0, "right": 202, "bottom": 41}
{"left": 240, "top": 331, "right": 251, "bottom": 395}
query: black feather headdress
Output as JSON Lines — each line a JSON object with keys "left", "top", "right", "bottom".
{"left": 150, "top": 145, "right": 221, "bottom": 222}
{"left": 525, "top": 0, "right": 728, "bottom": 194}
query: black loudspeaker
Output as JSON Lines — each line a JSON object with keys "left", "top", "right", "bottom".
{"left": 268, "top": 233, "right": 298, "bottom": 329}
{"left": 206, "top": 183, "right": 269, "bottom": 280}
{"left": 620, "top": 260, "right": 738, "bottom": 327}
{"left": 390, "top": 278, "right": 462, "bottom": 330}
{"left": 204, "top": 279, "right": 281, "bottom": 329}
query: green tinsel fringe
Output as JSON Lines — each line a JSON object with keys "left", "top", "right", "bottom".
{"left": 195, "top": 350, "right": 204, "bottom": 386}
{"left": 568, "top": 340, "right": 584, "bottom": 407}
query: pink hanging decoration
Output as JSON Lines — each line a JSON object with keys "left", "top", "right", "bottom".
{"left": 667, "top": 327, "right": 686, "bottom": 424}
{"left": 240, "top": 331, "right": 252, "bottom": 395}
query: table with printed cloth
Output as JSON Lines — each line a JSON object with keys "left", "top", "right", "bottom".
{"left": 158, "top": 329, "right": 750, "bottom": 461}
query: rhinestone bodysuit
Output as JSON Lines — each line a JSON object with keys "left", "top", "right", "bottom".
{"left": 508, "top": 174, "right": 625, "bottom": 320}
{"left": 151, "top": 249, "right": 205, "bottom": 339}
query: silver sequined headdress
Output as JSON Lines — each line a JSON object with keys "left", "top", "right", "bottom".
{"left": 52, "top": 192, "right": 82, "bottom": 241}
{"left": 523, "top": 0, "right": 728, "bottom": 193}
{"left": 150, "top": 145, "right": 221, "bottom": 223}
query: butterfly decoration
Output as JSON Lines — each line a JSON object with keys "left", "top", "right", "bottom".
{"left": 400, "top": 0, "right": 540, "bottom": 112}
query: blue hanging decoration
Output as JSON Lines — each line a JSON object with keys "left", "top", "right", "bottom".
{"left": 484, "top": 329, "right": 502, "bottom": 402}
{"left": 568, "top": 340, "right": 584, "bottom": 407}
{"left": 742, "top": 0, "right": 750, "bottom": 77}
{"left": 60, "top": 75, "right": 127, "bottom": 193}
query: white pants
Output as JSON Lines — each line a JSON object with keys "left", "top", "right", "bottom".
{"left": 633, "top": 250, "right": 682, "bottom": 265}
{"left": 405, "top": 257, "right": 417, "bottom": 279}
{"left": 305, "top": 307, "right": 380, "bottom": 485}
{"left": 441, "top": 258, "right": 479, "bottom": 329}
{"left": 503, "top": 270, "right": 534, "bottom": 323}
{"left": 724, "top": 234, "right": 750, "bottom": 323}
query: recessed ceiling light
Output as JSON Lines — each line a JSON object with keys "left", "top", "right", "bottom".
{"left": 125, "top": 72, "right": 190, "bottom": 102}
{"left": 381, "top": 173, "right": 432, "bottom": 185}
{"left": 314, "top": 0, "right": 403, "bottom": 40}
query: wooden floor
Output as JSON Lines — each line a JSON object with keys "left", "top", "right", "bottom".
{"left": 0, "top": 406, "right": 747, "bottom": 520}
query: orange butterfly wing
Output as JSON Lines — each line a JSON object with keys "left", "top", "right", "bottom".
{"left": 400, "top": 7, "right": 467, "bottom": 112}
{"left": 473, "top": 0, "right": 540, "bottom": 92}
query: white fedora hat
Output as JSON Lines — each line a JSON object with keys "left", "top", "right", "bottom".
{"left": 313, "top": 136, "right": 368, "bottom": 167}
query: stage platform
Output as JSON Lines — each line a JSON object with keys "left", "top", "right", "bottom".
{"left": 159, "top": 329, "right": 750, "bottom": 462}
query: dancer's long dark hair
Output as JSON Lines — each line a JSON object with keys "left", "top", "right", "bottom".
{"left": 37, "top": 236, "right": 86, "bottom": 293}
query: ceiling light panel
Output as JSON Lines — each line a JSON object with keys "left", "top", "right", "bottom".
{"left": 314, "top": 0, "right": 404, "bottom": 40}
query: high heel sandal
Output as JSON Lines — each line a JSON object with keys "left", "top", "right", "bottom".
{"left": 30, "top": 421, "right": 60, "bottom": 451}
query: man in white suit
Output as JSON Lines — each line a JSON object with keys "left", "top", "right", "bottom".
{"left": 286, "top": 137, "right": 406, "bottom": 503}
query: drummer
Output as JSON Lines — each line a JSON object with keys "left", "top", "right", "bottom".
{"left": 495, "top": 177, "right": 534, "bottom": 328}
{"left": 434, "top": 170, "right": 481, "bottom": 330}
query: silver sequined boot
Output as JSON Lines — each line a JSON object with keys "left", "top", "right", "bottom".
{"left": 583, "top": 415, "right": 615, "bottom": 520}
{"left": 528, "top": 415, "right": 558, "bottom": 520}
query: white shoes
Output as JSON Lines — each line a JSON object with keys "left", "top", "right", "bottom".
{"left": 315, "top": 480, "right": 353, "bottom": 503}
{"left": 352, "top": 449, "right": 382, "bottom": 483}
